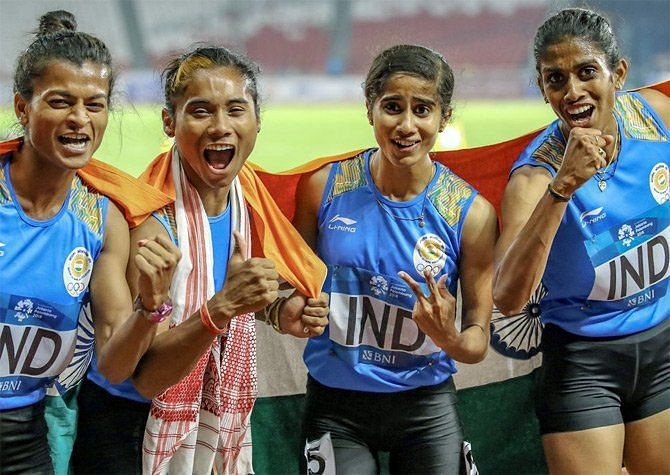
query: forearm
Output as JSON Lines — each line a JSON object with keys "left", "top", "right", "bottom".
{"left": 494, "top": 191, "right": 567, "bottom": 315}
{"left": 96, "top": 312, "right": 157, "bottom": 384}
{"left": 132, "top": 310, "right": 227, "bottom": 399}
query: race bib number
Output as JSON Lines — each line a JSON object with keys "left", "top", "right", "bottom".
{"left": 585, "top": 203, "right": 670, "bottom": 308}
{"left": 328, "top": 266, "right": 441, "bottom": 368}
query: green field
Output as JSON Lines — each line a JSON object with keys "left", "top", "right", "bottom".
{"left": 0, "top": 101, "right": 554, "bottom": 176}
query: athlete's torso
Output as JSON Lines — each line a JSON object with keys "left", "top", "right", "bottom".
{"left": 512, "top": 91, "right": 670, "bottom": 337}
{"left": 0, "top": 155, "right": 108, "bottom": 409}
{"left": 305, "top": 149, "right": 477, "bottom": 392}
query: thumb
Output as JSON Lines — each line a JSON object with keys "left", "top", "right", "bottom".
{"left": 230, "top": 231, "right": 248, "bottom": 262}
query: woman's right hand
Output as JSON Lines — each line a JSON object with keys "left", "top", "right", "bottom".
{"left": 553, "top": 127, "right": 614, "bottom": 197}
{"left": 208, "top": 231, "right": 279, "bottom": 325}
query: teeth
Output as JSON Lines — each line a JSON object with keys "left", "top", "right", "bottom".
{"left": 568, "top": 105, "right": 592, "bottom": 115}
{"left": 205, "top": 144, "right": 233, "bottom": 151}
{"left": 394, "top": 140, "right": 417, "bottom": 147}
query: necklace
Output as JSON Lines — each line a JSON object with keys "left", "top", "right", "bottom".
{"left": 374, "top": 163, "right": 436, "bottom": 228}
{"left": 594, "top": 119, "right": 621, "bottom": 192}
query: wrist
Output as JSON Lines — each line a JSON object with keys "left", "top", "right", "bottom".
{"left": 549, "top": 176, "right": 575, "bottom": 199}
{"left": 134, "top": 296, "right": 172, "bottom": 323}
{"left": 200, "top": 301, "right": 229, "bottom": 335}
{"left": 547, "top": 181, "right": 572, "bottom": 202}
{"left": 264, "top": 297, "right": 287, "bottom": 334}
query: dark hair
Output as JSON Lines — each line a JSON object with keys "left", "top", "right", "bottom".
{"left": 13, "top": 10, "right": 115, "bottom": 100}
{"left": 162, "top": 45, "right": 261, "bottom": 118}
{"left": 534, "top": 8, "right": 622, "bottom": 72}
{"left": 363, "top": 44, "right": 455, "bottom": 119}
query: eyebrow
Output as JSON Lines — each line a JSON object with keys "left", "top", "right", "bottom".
{"left": 47, "top": 90, "right": 107, "bottom": 100}
{"left": 380, "top": 94, "right": 437, "bottom": 105}
{"left": 542, "top": 60, "right": 599, "bottom": 74}
{"left": 185, "top": 97, "right": 250, "bottom": 107}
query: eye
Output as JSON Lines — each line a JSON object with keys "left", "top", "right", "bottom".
{"left": 546, "top": 73, "right": 563, "bottom": 85}
{"left": 580, "top": 66, "right": 598, "bottom": 79}
{"left": 191, "top": 107, "right": 210, "bottom": 117}
{"left": 414, "top": 104, "right": 431, "bottom": 116}
{"left": 48, "top": 99, "right": 69, "bottom": 108}
{"left": 86, "top": 102, "right": 106, "bottom": 112}
{"left": 383, "top": 102, "right": 401, "bottom": 113}
{"left": 229, "top": 106, "right": 247, "bottom": 116}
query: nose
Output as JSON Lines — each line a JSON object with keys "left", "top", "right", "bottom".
{"left": 396, "top": 110, "right": 416, "bottom": 134}
{"left": 208, "top": 110, "right": 232, "bottom": 138}
{"left": 66, "top": 103, "right": 89, "bottom": 128}
{"left": 564, "top": 74, "right": 584, "bottom": 102}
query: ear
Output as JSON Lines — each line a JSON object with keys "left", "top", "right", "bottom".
{"left": 613, "top": 58, "right": 629, "bottom": 90}
{"left": 14, "top": 93, "right": 28, "bottom": 126}
{"left": 439, "top": 108, "right": 452, "bottom": 133}
{"left": 162, "top": 108, "right": 175, "bottom": 137}
{"left": 536, "top": 77, "right": 549, "bottom": 103}
{"left": 365, "top": 100, "right": 373, "bottom": 126}
{"left": 256, "top": 117, "right": 261, "bottom": 134}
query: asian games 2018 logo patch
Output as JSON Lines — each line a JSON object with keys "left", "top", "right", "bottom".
{"left": 649, "top": 162, "right": 669, "bottom": 205}
{"left": 63, "top": 247, "right": 93, "bottom": 297}
{"left": 413, "top": 233, "right": 447, "bottom": 276}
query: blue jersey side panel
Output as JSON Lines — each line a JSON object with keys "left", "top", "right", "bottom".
{"left": 305, "top": 149, "right": 477, "bottom": 392}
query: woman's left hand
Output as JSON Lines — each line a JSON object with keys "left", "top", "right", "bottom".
{"left": 278, "top": 290, "right": 330, "bottom": 338}
{"left": 398, "top": 269, "right": 460, "bottom": 351}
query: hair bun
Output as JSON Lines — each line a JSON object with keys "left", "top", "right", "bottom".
{"left": 37, "top": 10, "right": 77, "bottom": 37}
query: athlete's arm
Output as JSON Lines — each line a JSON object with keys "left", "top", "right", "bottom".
{"left": 640, "top": 88, "right": 670, "bottom": 128}
{"left": 456, "top": 194, "right": 498, "bottom": 363}
{"left": 91, "top": 203, "right": 178, "bottom": 384}
{"left": 293, "top": 164, "right": 332, "bottom": 250}
{"left": 131, "top": 217, "right": 279, "bottom": 399}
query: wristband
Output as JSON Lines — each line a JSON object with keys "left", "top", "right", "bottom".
{"left": 200, "top": 302, "right": 227, "bottom": 335}
{"left": 134, "top": 296, "right": 172, "bottom": 323}
{"left": 547, "top": 182, "right": 571, "bottom": 202}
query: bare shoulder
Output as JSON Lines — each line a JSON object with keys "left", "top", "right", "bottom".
{"left": 463, "top": 194, "right": 498, "bottom": 244}
{"left": 639, "top": 88, "right": 670, "bottom": 128}
{"left": 103, "top": 202, "right": 130, "bottom": 248}
{"left": 130, "top": 214, "right": 171, "bottom": 244}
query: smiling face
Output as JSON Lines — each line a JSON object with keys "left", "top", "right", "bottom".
{"left": 368, "top": 73, "right": 447, "bottom": 168}
{"left": 538, "top": 37, "right": 627, "bottom": 135}
{"left": 14, "top": 60, "right": 110, "bottom": 171}
{"left": 163, "top": 65, "right": 259, "bottom": 191}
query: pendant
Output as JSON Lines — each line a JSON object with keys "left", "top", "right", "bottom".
{"left": 419, "top": 217, "right": 425, "bottom": 228}
{"left": 598, "top": 180, "right": 607, "bottom": 192}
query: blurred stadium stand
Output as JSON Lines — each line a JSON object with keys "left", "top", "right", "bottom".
{"left": 0, "top": 0, "right": 668, "bottom": 104}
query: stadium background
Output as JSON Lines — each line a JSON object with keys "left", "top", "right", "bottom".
{"left": 1, "top": 0, "right": 668, "bottom": 473}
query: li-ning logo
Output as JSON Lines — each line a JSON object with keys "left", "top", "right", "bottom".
{"left": 0, "top": 242, "right": 5, "bottom": 257}
{"left": 580, "top": 207, "right": 606, "bottom": 227}
{"left": 327, "top": 214, "right": 357, "bottom": 233}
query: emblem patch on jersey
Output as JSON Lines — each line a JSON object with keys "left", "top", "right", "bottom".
{"left": 13, "top": 299, "right": 34, "bottom": 322}
{"left": 413, "top": 234, "right": 446, "bottom": 276}
{"left": 369, "top": 275, "right": 388, "bottom": 297}
{"left": 63, "top": 247, "right": 93, "bottom": 297}
{"left": 649, "top": 163, "right": 669, "bottom": 205}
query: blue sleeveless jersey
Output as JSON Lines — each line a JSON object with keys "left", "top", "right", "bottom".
{"left": 304, "top": 149, "right": 477, "bottom": 392}
{"left": 0, "top": 156, "right": 108, "bottom": 410}
{"left": 511, "top": 91, "right": 670, "bottom": 337}
{"left": 87, "top": 202, "right": 231, "bottom": 402}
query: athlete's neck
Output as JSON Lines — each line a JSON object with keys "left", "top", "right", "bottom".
{"left": 11, "top": 145, "right": 75, "bottom": 220}
{"left": 197, "top": 185, "right": 230, "bottom": 217}
{"left": 370, "top": 150, "right": 435, "bottom": 201}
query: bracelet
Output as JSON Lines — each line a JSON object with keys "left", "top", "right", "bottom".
{"left": 200, "top": 302, "right": 227, "bottom": 335}
{"left": 547, "top": 182, "right": 571, "bottom": 202}
{"left": 263, "top": 297, "right": 287, "bottom": 334}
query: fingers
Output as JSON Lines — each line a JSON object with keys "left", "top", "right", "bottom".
{"left": 398, "top": 271, "right": 427, "bottom": 301}
{"left": 436, "top": 274, "right": 450, "bottom": 299}
{"left": 306, "top": 292, "right": 329, "bottom": 308}
{"left": 135, "top": 235, "right": 181, "bottom": 274}
{"left": 302, "top": 302, "right": 329, "bottom": 318}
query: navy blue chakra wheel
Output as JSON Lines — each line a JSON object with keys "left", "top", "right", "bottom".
{"left": 489, "top": 284, "right": 546, "bottom": 360}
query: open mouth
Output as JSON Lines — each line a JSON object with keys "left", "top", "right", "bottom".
{"left": 392, "top": 138, "right": 420, "bottom": 151}
{"left": 58, "top": 134, "right": 90, "bottom": 152}
{"left": 204, "top": 144, "right": 234, "bottom": 170}
{"left": 566, "top": 105, "right": 594, "bottom": 126}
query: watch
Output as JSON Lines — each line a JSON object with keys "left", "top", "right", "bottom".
{"left": 134, "top": 296, "right": 172, "bottom": 323}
